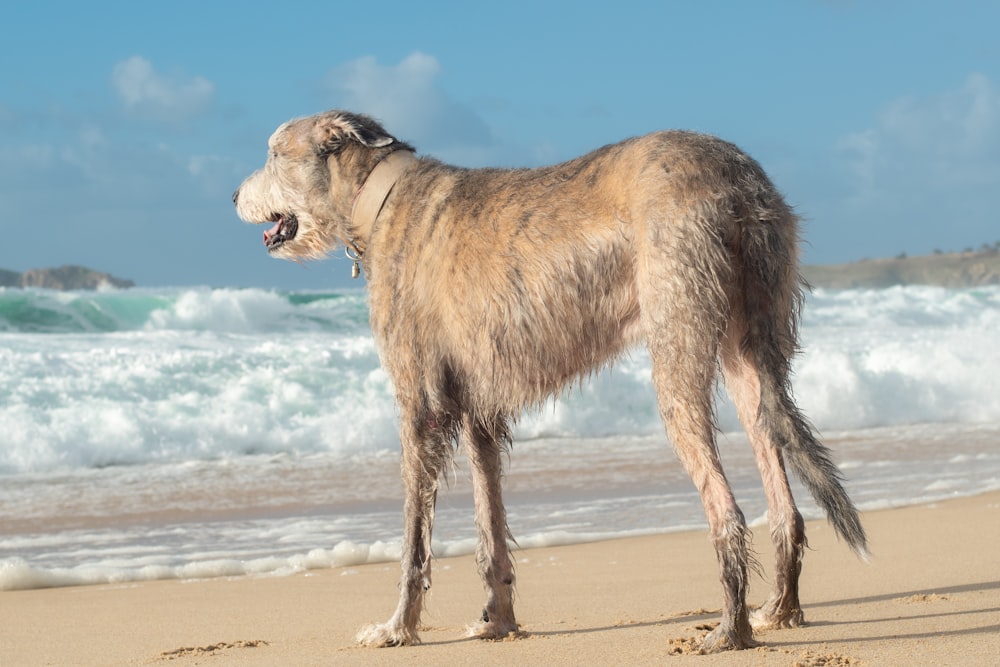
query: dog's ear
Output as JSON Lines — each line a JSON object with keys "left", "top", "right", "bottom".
{"left": 314, "top": 115, "right": 394, "bottom": 155}
{"left": 313, "top": 118, "right": 350, "bottom": 155}
{"left": 354, "top": 124, "right": 395, "bottom": 148}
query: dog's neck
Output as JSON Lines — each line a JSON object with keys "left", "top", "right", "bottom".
{"left": 347, "top": 149, "right": 417, "bottom": 276}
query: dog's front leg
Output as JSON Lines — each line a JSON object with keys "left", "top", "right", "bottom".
{"left": 357, "top": 415, "right": 444, "bottom": 647}
{"left": 462, "top": 415, "right": 520, "bottom": 640}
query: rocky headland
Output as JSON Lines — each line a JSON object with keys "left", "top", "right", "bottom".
{"left": 802, "top": 247, "right": 1000, "bottom": 289}
{"left": 0, "top": 265, "right": 135, "bottom": 290}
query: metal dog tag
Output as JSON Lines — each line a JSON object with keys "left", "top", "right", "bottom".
{"left": 346, "top": 245, "right": 363, "bottom": 279}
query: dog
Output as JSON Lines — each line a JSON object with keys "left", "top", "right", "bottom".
{"left": 233, "top": 110, "right": 867, "bottom": 652}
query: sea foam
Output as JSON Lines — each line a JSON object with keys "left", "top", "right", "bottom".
{"left": 2, "top": 285, "right": 999, "bottom": 474}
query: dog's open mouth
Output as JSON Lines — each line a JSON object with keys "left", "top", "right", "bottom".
{"left": 263, "top": 214, "right": 298, "bottom": 251}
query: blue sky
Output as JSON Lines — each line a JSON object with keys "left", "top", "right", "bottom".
{"left": 2, "top": 1, "right": 998, "bottom": 289}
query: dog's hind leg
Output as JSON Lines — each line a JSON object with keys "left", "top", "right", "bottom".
{"left": 357, "top": 408, "right": 448, "bottom": 647}
{"left": 648, "top": 340, "right": 758, "bottom": 651}
{"left": 639, "top": 237, "right": 757, "bottom": 650}
{"left": 642, "top": 328, "right": 756, "bottom": 651}
{"left": 721, "top": 322, "right": 806, "bottom": 629}
{"left": 462, "top": 414, "right": 519, "bottom": 639}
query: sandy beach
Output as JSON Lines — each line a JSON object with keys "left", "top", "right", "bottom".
{"left": 2, "top": 491, "right": 997, "bottom": 666}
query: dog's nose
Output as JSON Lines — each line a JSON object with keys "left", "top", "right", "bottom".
{"left": 232, "top": 188, "right": 240, "bottom": 206}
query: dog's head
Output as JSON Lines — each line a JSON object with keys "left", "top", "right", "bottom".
{"left": 233, "top": 110, "right": 405, "bottom": 261}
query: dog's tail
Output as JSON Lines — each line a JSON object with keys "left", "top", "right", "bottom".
{"left": 735, "top": 177, "right": 869, "bottom": 560}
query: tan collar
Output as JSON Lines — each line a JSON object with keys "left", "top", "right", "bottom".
{"left": 348, "top": 149, "right": 416, "bottom": 257}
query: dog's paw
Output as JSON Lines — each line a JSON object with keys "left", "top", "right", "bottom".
{"left": 750, "top": 600, "right": 805, "bottom": 630}
{"left": 699, "top": 623, "right": 760, "bottom": 652}
{"left": 356, "top": 622, "right": 419, "bottom": 647}
{"left": 466, "top": 617, "right": 523, "bottom": 641}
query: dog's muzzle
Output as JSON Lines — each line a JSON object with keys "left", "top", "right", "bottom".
{"left": 263, "top": 214, "right": 298, "bottom": 251}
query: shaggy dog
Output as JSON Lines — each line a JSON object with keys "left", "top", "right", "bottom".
{"left": 233, "top": 110, "right": 866, "bottom": 651}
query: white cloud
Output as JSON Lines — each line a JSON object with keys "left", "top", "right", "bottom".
{"left": 325, "top": 52, "right": 497, "bottom": 164}
{"left": 881, "top": 73, "right": 998, "bottom": 158}
{"left": 78, "top": 125, "right": 107, "bottom": 150}
{"left": 840, "top": 73, "right": 1000, "bottom": 189}
{"left": 112, "top": 56, "right": 214, "bottom": 123}
{"left": 827, "top": 73, "right": 1000, "bottom": 256}
{"left": 835, "top": 129, "right": 879, "bottom": 185}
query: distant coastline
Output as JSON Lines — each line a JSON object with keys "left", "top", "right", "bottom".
{"left": 3, "top": 248, "right": 999, "bottom": 291}
{"left": 802, "top": 247, "right": 1000, "bottom": 289}
{"left": 0, "top": 265, "right": 135, "bottom": 291}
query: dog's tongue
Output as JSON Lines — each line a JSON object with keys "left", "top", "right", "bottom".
{"left": 263, "top": 221, "right": 282, "bottom": 246}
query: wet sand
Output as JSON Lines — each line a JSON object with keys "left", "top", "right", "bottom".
{"left": 2, "top": 491, "right": 998, "bottom": 666}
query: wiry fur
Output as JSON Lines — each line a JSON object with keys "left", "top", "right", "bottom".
{"left": 234, "top": 110, "right": 867, "bottom": 652}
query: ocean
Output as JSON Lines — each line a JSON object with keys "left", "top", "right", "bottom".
{"left": 1, "top": 284, "right": 999, "bottom": 591}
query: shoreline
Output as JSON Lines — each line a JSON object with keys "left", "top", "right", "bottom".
{"left": 5, "top": 423, "right": 999, "bottom": 594}
{"left": 2, "top": 491, "right": 998, "bottom": 666}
